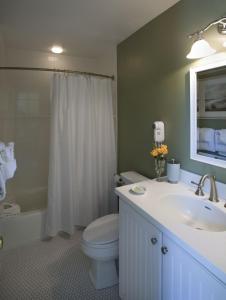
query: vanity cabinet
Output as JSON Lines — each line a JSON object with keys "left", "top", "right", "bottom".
{"left": 162, "top": 235, "right": 226, "bottom": 300}
{"left": 119, "top": 200, "right": 162, "bottom": 300}
{"left": 119, "top": 200, "right": 226, "bottom": 300}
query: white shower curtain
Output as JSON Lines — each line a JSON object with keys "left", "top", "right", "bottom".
{"left": 46, "top": 73, "right": 116, "bottom": 236}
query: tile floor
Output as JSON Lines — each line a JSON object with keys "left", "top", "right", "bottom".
{"left": 0, "top": 230, "right": 120, "bottom": 300}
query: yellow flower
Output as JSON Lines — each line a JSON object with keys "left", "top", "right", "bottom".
{"left": 150, "top": 149, "right": 158, "bottom": 157}
{"left": 162, "top": 145, "right": 168, "bottom": 155}
{"left": 163, "top": 148, "right": 168, "bottom": 155}
{"left": 159, "top": 145, "right": 168, "bottom": 155}
{"left": 157, "top": 147, "right": 164, "bottom": 154}
{"left": 150, "top": 144, "right": 168, "bottom": 157}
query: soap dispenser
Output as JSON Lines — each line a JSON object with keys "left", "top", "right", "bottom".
{"left": 167, "top": 159, "right": 180, "bottom": 183}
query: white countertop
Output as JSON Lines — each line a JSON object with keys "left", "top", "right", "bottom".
{"left": 116, "top": 179, "right": 226, "bottom": 285}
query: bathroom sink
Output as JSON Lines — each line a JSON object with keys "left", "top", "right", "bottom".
{"left": 157, "top": 195, "right": 226, "bottom": 232}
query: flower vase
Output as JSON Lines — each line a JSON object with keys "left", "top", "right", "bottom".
{"left": 154, "top": 158, "right": 165, "bottom": 181}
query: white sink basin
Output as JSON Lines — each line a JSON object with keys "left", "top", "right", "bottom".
{"left": 157, "top": 195, "right": 226, "bottom": 232}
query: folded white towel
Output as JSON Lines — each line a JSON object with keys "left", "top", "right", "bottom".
{"left": 198, "top": 128, "right": 215, "bottom": 143}
{"left": 215, "top": 130, "right": 226, "bottom": 145}
{"left": 215, "top": 143, "right": 226, "bottom": 153}
{"left": 198, "top": 141, "right": 215, "bottom": 152}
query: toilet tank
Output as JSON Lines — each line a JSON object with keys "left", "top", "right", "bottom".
{"left": 120, "top": 171, "right": 148, "bottom": 185}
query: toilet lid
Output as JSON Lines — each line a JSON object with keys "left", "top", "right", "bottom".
{"left": 83, "top": 214, "right": 119, "bottom": 245}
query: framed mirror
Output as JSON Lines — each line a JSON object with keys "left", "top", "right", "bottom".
{"left": 190, "top": 59, "right": 226, "bottom": 168}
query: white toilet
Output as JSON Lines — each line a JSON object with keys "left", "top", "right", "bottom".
{"left": 81, "top": 171, "right": 148, "bottom": 289}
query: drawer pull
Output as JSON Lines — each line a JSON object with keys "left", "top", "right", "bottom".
{"left": 151, "top": 237, "right": 158, "bottom": 245}
{"left": 161, "top": 246, "right": 168, "bottom": 255}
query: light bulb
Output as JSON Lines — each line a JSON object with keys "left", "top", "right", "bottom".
{"left": 51, "top": 46, "right": 63, "bottom": 54}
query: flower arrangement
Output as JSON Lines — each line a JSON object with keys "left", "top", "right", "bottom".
{"left": 150, "top": 144, "right": 168, "bottom": 181}
{"left": 150, "top": 144, "right": 168, "bottom": 158}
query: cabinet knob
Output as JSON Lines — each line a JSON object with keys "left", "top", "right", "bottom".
{"left": 151, "top": 237, "right": 158, "bottom": 245}
{"left": 161, "top": 246, "right": 168, "bottom": 255}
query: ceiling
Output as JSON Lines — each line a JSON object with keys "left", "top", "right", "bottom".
{"left": 0, "top": 0, "right": 180, "bottom": 58}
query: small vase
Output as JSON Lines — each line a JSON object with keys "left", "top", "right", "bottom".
{"left": 154, "top": 158, "right": 165, "bottom": 181}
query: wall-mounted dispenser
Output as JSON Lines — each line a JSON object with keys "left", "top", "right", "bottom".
{"left": 152, "top": 121, "right": 165, "bottom": 144}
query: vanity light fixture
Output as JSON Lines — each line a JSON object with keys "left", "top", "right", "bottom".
{"left": 51, "top": 45, "right": 63, "bottom": 54}
{"left": 186, "top": 17, "right": 226, "bottom": 59}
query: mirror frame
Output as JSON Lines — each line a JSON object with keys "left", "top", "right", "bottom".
{"left": 190, "top": 59, "right": 226, "bottom": 169}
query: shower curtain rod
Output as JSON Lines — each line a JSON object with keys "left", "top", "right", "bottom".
{"left": 0, "top": 66, "right": 114, "bottom": 80}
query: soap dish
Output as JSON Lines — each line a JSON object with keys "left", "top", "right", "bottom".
{"left": 130, "top": 185, "right": 146, "bottom": 195}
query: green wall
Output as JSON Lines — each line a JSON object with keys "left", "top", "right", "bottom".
{"left": 117, "top": 0, "right": 226, "bottom": 183}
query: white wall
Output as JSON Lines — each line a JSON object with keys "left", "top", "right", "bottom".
{"left": 5, "top": 47, "right": 117, "bottom": 128}
{"left": 5, "top": 47, "right": 117, "bottom": 114}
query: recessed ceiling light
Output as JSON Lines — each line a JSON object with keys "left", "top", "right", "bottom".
{"left": 51, "top": 45, "right": 63, "bottom": 54}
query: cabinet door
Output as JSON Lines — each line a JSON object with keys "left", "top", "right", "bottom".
{"left": 119, "top": 200, "right": 162, "bottom": 300}
{"left": 162, "top": 235, "right": 226, "bottom": 300}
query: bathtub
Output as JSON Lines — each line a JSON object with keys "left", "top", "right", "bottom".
{"left": 0, "top": 209, "right": 47, "bottom": 250}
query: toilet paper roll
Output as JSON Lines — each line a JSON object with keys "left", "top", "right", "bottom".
{"left": 114, "top": 174, "right": 123, "bottom": 185}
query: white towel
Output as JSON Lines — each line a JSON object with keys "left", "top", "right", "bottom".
{"left": 216, "top": 130, "right": 226, "bottom": 145}
{"left": 0, "top": 144, "right": 6, "bottom": 164}
{"left": 8, "top": 142, "right": 15, "bottom": 160}
{"left": 2, "top": 159, "right": 17, "bottom": 180}
{"left": 0, "top": 167, "right": 6, "bottom": 201}
{"left": 215, "top": 130, "right": 226, "bottom": 153}
{"left": 0, "top": 142, "right": 5, "bottom": 151}
{"left": 0, "top": 160, "right": 17, "bottom": 202}
{"left": 198, "top": 141, "right": 215, "bottom": 152}
{"left": 0, "top": 142, "right": 15, "bottom": 163}
{"left": 216, "top": 144, "right": 226, "bottom": 153}
{"left": 0, "top": 142, "right": 17, "bottom": 201}
{"left": 198, "top": 128, "right": 215, "bottom": 143}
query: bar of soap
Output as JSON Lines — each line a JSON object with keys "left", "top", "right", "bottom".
{"left": 130, "top": 185, "right": 146, "bottom": 195}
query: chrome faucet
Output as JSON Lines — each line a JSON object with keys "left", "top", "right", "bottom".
{"left": 191, "top": 174, "right": 219, "bottom": 202}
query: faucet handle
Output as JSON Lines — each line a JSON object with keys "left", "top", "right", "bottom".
{"left": 191, "top": 181, "right": 205, "bottom": 196}
{"left": 191, "top": 180, "right": 199, "bottom": 186}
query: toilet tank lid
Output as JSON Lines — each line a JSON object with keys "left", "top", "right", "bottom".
{"left": 120, "top": 171, "right": 148, "bottom": 184}
{"left": 83, "top": 214, "right": 119, "bottom": 245}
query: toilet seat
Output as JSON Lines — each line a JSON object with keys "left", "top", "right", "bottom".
{"left": 82, "top": 239, "right": 118, "bottom": 249}
{"left": 83, "top": 213, "right": 119, "bottom": 245}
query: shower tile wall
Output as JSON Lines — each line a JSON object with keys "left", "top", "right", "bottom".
{"left": 0, "top": 70, "right": 50, "bottom": 211}
{"left": 0, "top": 48, "right": 117, "bottom": 212}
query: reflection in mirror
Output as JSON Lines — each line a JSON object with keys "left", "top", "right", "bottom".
{"left": 190, "top": 60, "right": 226, "bottom": 168}
{"left": 197, "top": 66, "right": 226, "bottom": 161}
